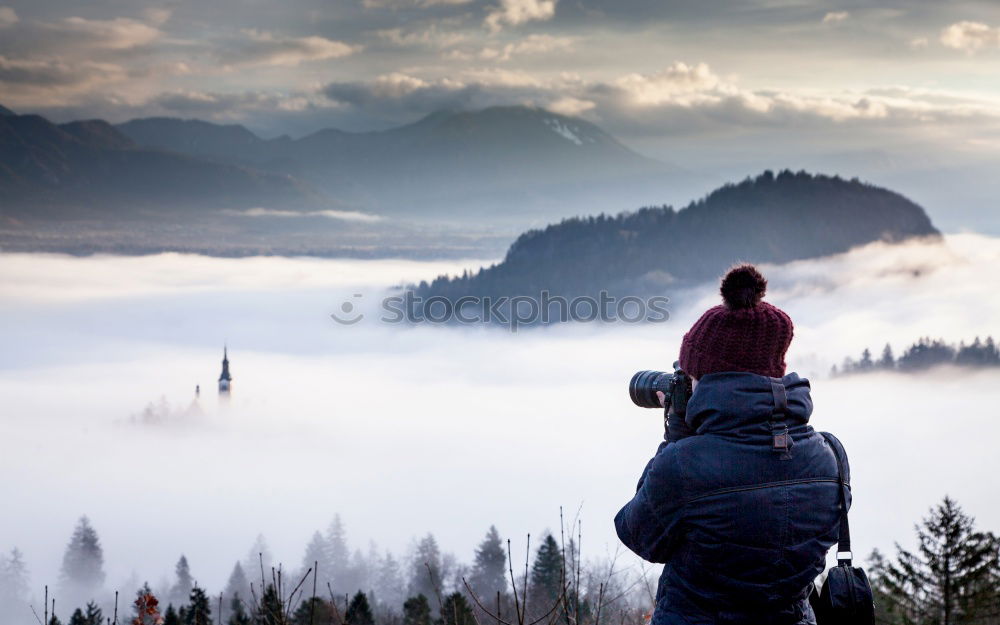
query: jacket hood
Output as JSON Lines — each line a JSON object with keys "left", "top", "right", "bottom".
{"left": 684, "top": 371, "right": 812, "bottom": 435}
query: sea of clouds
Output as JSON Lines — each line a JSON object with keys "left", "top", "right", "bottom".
{"left": 1, "top": 233, "right": 998, "bottom": 601}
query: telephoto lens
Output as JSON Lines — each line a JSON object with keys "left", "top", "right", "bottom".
{"left": 629, "top": 370, "right": 675, "bottom": 409}
{"left": 628, "top": 362, "right": 692, "bottom": 414}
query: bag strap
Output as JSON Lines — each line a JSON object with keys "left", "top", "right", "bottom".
{"left": 820, "top": 432, "right": 852, "bottom": 566}
{"left": 769, "top": 378, "right": 792, "bottom": 460}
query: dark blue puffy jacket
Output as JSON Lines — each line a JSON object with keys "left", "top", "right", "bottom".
{"left": 614, "top": 372, "right": 849, "bottom": 625}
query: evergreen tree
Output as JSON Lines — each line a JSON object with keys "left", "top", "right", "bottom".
{"left": 68, "top": 608, "right": 87, "bottom": 625}
{"left": 85, "top": 601, "right": 103, "bottom": 625}
{"left": 226, "top": 595, "right": 251, "bottom": 625}
{"left": 242, "top": 535, "right": 273, "bottom": 591}
{"left": 48, "top": 614, "right": 63, "bottom": 625}
{"left": 870, "top": 496, "right": 1000, "bottom": 624}
{"left": 439, "top": 593, "right": 475, "bottom": 625}
{"left": 350, "top": 548, "right": 371, "bottom": 596}
{"left": 171, "top": 556, "right": 194, "bottom": 607}
{"left": 403, "top": 595, "right": 432, "bottom": 625}
{"left": 256, "top": 583, "right": 284, "bottom": 625}
{"left": 530, "top": 534, "right": 563, "bottom": 606}
{"left": 409, "top": 535, "right": 443, "bottom": 603}
{"left": 987, "top": 337, "right": 999, "bottom": 364}
{"left": 183, "top": 586, "right": 212, "bottom": 625}
{"left": 301, "top": 531, "right": 330, "bottom": 592}
{"left": 326, "top": 516, "right": 350, "bottom": 594}
{"left": 879, "top": 343, "right": 896, "bottom": 369}
{"left": 58, "top": 517, "right": 106, "bottom": 606}
{"left": 224, "top": 562, "right": 251, "bottom": 609}
{"left": 375, "top": 551, "right": 405, "bottom": 610}
{"left": 841, "top": 356, "right": 857, "bottom": 374}
{"left": 163, "top": 605, "right": 180, "bottom": 625}
{"left": 469, "top": 526, "right": 507, "bottom": 600}
{"left": 0, "top": 547, "right": 31, "bottom": 621}
{"left": 859, "top": 347, "right": 874, "bottom": 371}
{"left": 868, "top": 549, "right": 902, "bottom": 625}
{"left": 292, "top": 597, "right": 335, "bottom": 625}
{"left": 345, "top": 592, "right": 374, "bottom": 625}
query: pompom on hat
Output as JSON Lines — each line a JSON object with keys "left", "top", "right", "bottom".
{"left": 678, "top": 264, "right": 794, "bottom": 380}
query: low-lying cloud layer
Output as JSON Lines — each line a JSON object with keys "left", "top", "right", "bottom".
{"left": 1, "top": 233, "right": 999, "bottom": 595}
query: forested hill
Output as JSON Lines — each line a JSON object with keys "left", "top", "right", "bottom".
{"left": 414, "top": 170, "right": 940, "bottom": 301}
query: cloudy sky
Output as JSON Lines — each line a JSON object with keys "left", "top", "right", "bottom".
{"left": 4, "top": 0, "right": 1000, "bottom": 229}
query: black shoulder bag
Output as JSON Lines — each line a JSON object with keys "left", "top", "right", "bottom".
{"left": 810, "top": 432, "right": 875, "bottom": 625}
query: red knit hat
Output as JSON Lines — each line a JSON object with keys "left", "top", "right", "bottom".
{"left": 678, "top": 264, "right": 793, "bottom": 379}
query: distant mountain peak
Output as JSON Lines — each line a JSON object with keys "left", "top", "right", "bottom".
{"left": 0, "top": 103, "right": 15, "bottom": 116}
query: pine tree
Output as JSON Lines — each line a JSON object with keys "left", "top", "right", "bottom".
{"left": 68, "top": 608, "right": 87, "bottom": 625}
{"left": 530, "top": 534, "right": 563, "bottom": 606}
{"left": 859, "top": 347, "right": 874, "bottom": 371}
{"left": 226, "top": 595, "right": 250, "bottom": 625}
{"left": 403, "top": 595, "right": 432, "bottom": 625}
{"left": 183, "top": 586, "right": 212, "bottom": 625}
{"left": 326, "top": 516, "right": 350, "bottom": 594}
{"left": 256, "top": 584, "right": 284, "bottom": 625}
{"left": 171, "top": 556, "right": 194, "bottom": 607}
{"left": 224, "top": 562, "right": 251, "bottom": 610}
{"left": 76, "top": 601, "right": 102, "bottom": 625}
{"left": 242, "top": 535, "right": 273, "bottom": 590}
{"left": 292, "top": 597, "right": 335, "bottom": 625}
{"left": 0, "top": 547, "right": 31, "bottom": 621}
{"left": 870, "top": 496, "right": 1000, "bottom": 624}
{"left": 58, "top": 517, "right": 106, "bottom": 606}
{"left": 345, "top": 592, "right": 374, "bottom": 625}
{"left": 375, "top": 551, "right": 405, "bottom": 610}
{"left": 163, "top": 605, "right": 180, "bottom": 625}
{"left": 350, "top": 548, "right": 370, "bottom": 597}
{"left": 868, "top": 549, "right": 901, "bottom": 625}
{"left": 439, "top": 593, "right": 475, "bottom": 625}
{"left": 469, "top": 526, "right": 507, "bottom": 600}
{"left": 48, "top": 614, "right": 63, "bottom": 625}
{"left": 409, "top": 535, "right": 442, "bottom": 603}
{"left": 301, "top": 531, "right": 329, "bottom": 592}
{"left": 879, "top": 343, "right": 895, "bottom": 369}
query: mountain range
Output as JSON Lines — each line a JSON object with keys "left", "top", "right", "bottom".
{"left": 0, "top": 112, "right": 323, "bottom": 219}
{"left": 114, "top": 106, "right": 690, "bottom": 221}
{"left": 0, "top": 104, "right": 701, "bottom": 231}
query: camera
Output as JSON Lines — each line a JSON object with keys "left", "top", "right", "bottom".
{"left": 629, "top": 361, "right": 693, "bottom": 416}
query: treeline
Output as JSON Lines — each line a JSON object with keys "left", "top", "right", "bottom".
{"left": 0, "top": 515, "right": 645, "bottom": 625}
{"left": 833, "top": 336, "right": 999, "bottom": 376}
{"left": 6, "top": 496, "right": 1000, "bottom": 625}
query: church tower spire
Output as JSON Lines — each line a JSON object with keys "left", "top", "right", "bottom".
{"left": 218, "top": 345, "right": 232, "bottom": 397}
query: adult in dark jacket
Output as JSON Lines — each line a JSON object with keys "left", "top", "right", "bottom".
{"left": 615, "top": 265, "right": 849, "bottom": 625}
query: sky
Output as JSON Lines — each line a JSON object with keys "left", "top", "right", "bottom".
{"left": 5, "top": 0, "right": 1000, "bottom": 231}
{"left": 2, "top": 233, "right": 1000, "bottom": 598}
{"left": 2, "top": 0, "right": 1000, "bottom": 141}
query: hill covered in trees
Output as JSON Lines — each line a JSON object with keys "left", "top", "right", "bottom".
{"left": 411, "top": 171, "right": 940, "bottom": 314}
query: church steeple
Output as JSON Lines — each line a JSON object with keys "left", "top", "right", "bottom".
{"left": 218, "top": 345, "right": 232, "bottom": 396}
